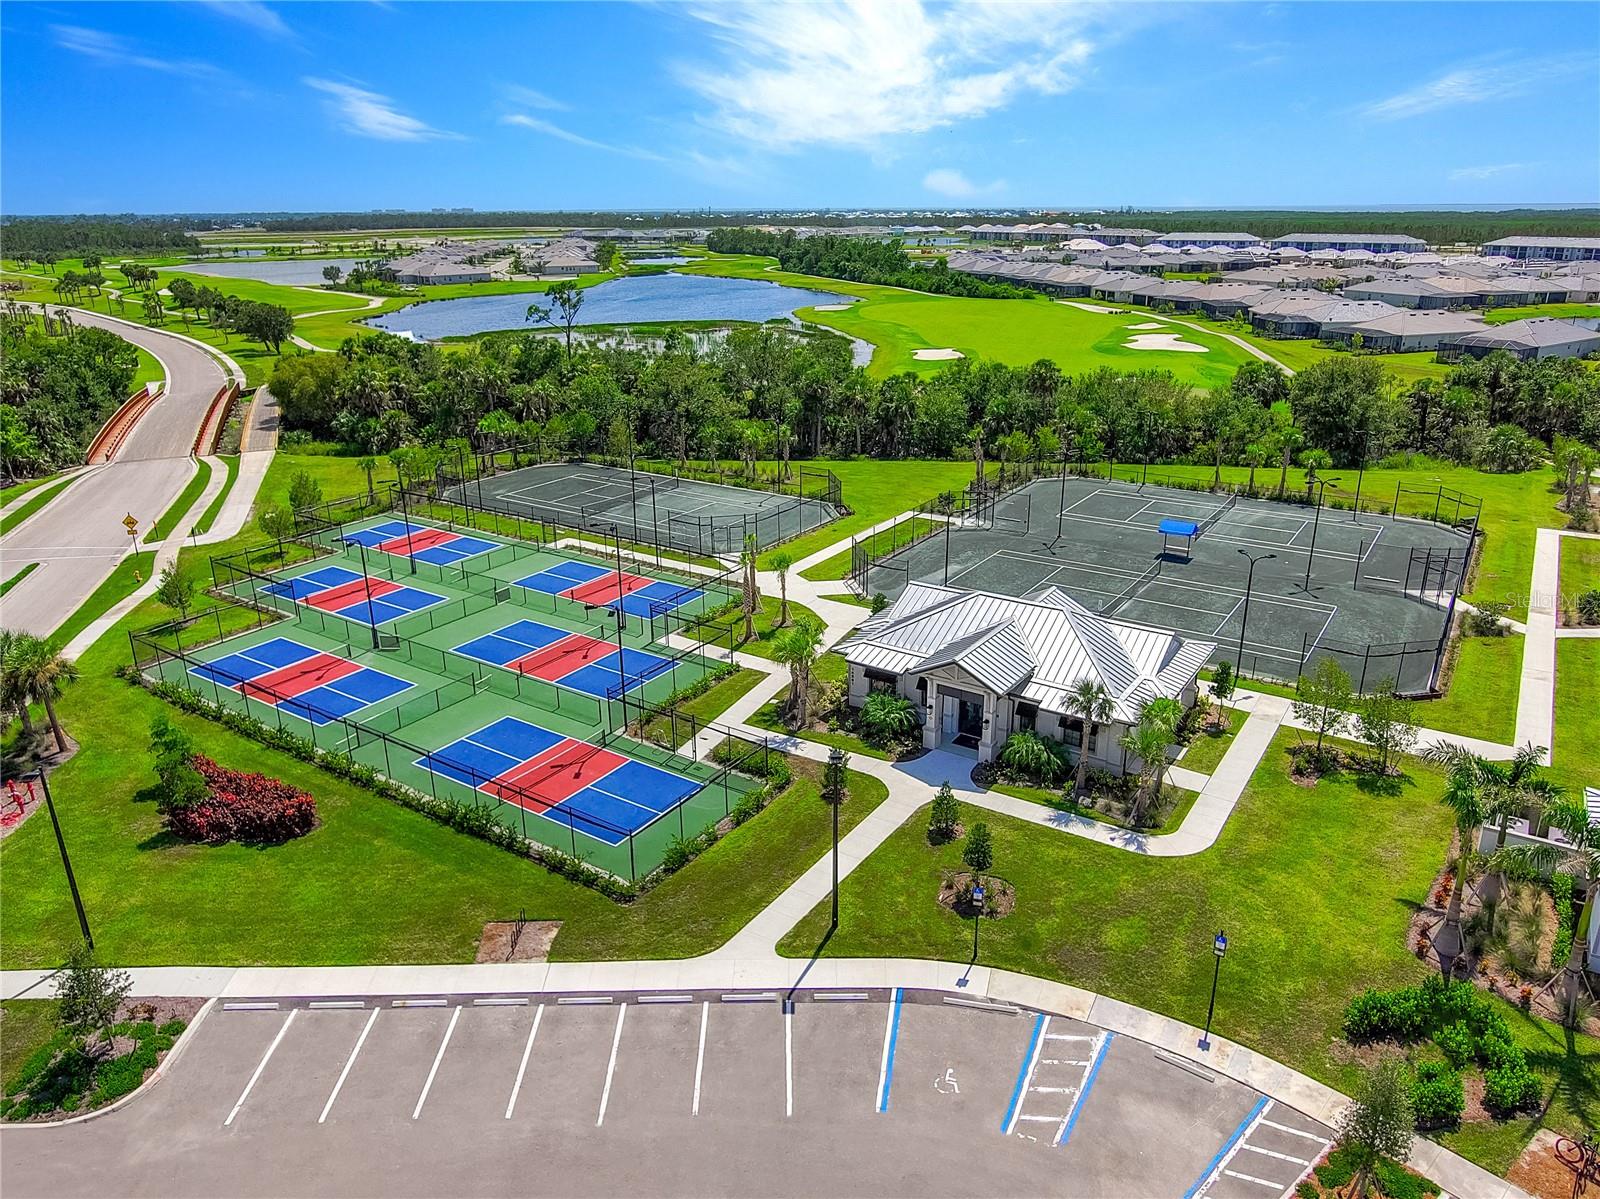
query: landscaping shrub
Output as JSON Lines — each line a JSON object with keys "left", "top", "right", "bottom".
{"left": 1432, "top": 1021, "right": 1473, "bottom": 1069}
{"left": 1579, "top": 590, "right": 1600, "bottom": 626}
{"left": 1483, "top": 1061, "right": 1541, "bottom": 1114}
{"left": 164, "top": 755, "right": 318, "bottom": 845}
{"left": 1409, "top": 1061, "right": 1464, "bottom": 1129}
{"left": 859, "top": 691, "right": 918, "bottom": 747}
{"left": 997, "top": 730, "right": 1067, "bottom": 785}
{"left": 1313, "top": 1145, "right": 1439, "bottom": 1199}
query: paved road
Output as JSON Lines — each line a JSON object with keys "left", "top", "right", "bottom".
{"left": 0, "top": 989, "right": 1332, "bottom": 1198}
{"left": 1, "top": 310, "right": 228, "bottom": 636}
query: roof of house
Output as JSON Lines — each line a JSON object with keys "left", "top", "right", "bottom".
{"left": 1447, "top": 318, "right": 1600, "bottom": 351}
{"left": 1483, "top": 236, "right": 1600, "bottom": 250}
{"left": 1271, "top": 233, "right": 1429, "bottom": 247}
{"left": 1151, "top": 232, "right": 1262, "bottom": 243}
{"left": 838, "top": 582, "right": 1214, "bottom": 724}
{"left": 1346, "top": 310, "right": 1486, "bottom": 337}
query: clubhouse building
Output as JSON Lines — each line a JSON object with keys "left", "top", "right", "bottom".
{"left": 838, "top": 582, "right": 1213, "bottom": 774}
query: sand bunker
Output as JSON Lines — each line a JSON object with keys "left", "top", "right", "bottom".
{"left": 912, "top": 348, "right": 965, "bottom": 361}
{"left": 1128, "top": 322, "right": 1165, "bottom": 330}
{"left": 1057, "top": 300, "right": 1119, "bottom": 314}
{"left": 1124, "top": 333, "right": 1208, "bottom": 353}
{"left": 812, "top": 303, "right": 855, "bottom": 311}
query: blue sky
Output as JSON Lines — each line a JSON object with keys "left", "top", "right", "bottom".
{"left": 3, "top": 1, "right": 1596, "bottom": 214}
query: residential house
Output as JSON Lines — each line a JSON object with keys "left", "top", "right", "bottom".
{"left": 1439, "top": 318, "right": 1600, "bottom": 362}
{"left": 1480, "top": 237, "right": 1600, "bottom": 263}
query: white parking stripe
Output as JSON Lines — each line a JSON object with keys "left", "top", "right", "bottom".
{"left": 412, "top": 1007, "right": 460, "bottom": 1120}
{"left": 224, "top": 1010, "right": 296, "bottom": 1127}
{"left": 596, "top": 1003, "right": 627, "bottom": 1127}
{"left": 505, "top": 1004, "right": 544, "bottom": 1119}
{"left": 319, "top": 1009, "right": 378, "bottom": 1124}
{"left": 692, "top": 1002, "right": 708, "bottom": 1116}
{"left": 784, "top": 1005, "right": 794, "bottom": 1118}
{"left": 1222, "top": 1169, "right": 1283, "bottom": 1189}
{"left": 1239, "top": 1143, "right": 1311, "bottom": 1166}
{"left": 1260, "top": 1118, "right": 1329, "bottom": 1142}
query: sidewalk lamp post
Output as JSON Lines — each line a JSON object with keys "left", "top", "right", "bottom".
{"left": 1235, "top": 550, "right": 1276, "bottom": 675}
{"left": 971, "top": 882, "right": 986, "bottom": 964}
{"left": 825, "top": 746, "right": 846, "bottom": 931}
{"left": 1302, "top": 477, "right": 1339, "bottom": 591}
{"left": 34, "top": 771, "right": 92, "bottom": 949}
{"left": 1199, "top": 930, "right": 1227, "bottom": 1051}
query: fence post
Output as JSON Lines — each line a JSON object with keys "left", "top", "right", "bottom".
{"left": 1359, "top": 645, "right": 1371, "bottom": 694}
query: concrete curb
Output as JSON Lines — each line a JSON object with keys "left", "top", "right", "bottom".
{"left": 0, "top": 998, "right": 216, "bottom": 1130}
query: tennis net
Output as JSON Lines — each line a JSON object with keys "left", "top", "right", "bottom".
{"left": 1099, "top": 559, "right": 1162, "bottom": 616}
{"left": 1197, "top": 493, "right": 1239, "bottom": 537}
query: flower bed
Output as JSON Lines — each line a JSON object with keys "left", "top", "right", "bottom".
{"left": 167, "top": 755, "right": 318, "bottom": 845}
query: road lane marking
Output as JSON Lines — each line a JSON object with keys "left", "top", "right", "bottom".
{"left": 692, "top": 1001, "right": 708, "bottom": 1116}
{"left": 1000, "top": 1013, "right": 1048, "bottom": 1135}
{"left": 224, "top": 1010, "right": 297, "bottom": 1127}
{"left": 875, "top": 988, "right": 904, "bottom": 1113}
{"left": 784, "top": 1005, "right": 794, "bottom": 1118}
{"left": 412, "top": 1006, "right": 461, "bottom": 1120}
{"left": 319, "top": 1009, "right": 379, "bottom": 1124}
{"left": 505, "top": 1004, "right": 544, "bottom": 1119}
{"left": 596, "top": 1003, "right": 628, "bottom": 1127}
{"left": 1054, "top": 1030, "right": 1113, "bottom": 1148}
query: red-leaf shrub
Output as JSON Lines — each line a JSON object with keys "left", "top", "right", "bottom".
{"left": 164, "top": 756, "right": 317, "bottom": 844}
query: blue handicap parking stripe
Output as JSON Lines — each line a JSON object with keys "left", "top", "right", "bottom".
{"left": 1057, "top": 1031, "right": 1113, "bottom": 1149}
{"left": 239, "top": 638, "right": 320, "bottom": 669}
{"left": 466, "top": 717, "right": 564, "bottom": 761}
{"left": 877, "top": 989, "right": 905, "bottom": 1113}
{"left": 1001, "top": 1014, "right": 1047, "bottom": 1133}
{"left": 590, "top": 759, "right": 698, "bottom": 814}
{"left": 456, "top": 634, "right": 532, "bottom": 666}
{"left": 496, "top": 620, "right": 569, "bottom": 650}
{"left": 1183, "top": 1095, "right": 1267, "bottom": 1199}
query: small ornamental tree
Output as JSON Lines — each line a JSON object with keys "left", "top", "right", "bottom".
{"left": 287, "top": 469, "right": 323, "bottom": 515}
{"left": 963, "top": 821, "right": 994, "bottom": 876}
{"left": 155, "top": 561, "right": 196, "bottom": 622}
{"left": 1293, "top": 657, "right": 1353, "bottom": 762}
{"left": 928, "top": 782, "right": 960, "bottom": 842}
{"left": 1356, "top": 678, "right": 1420, "bottom": 776}
{"left": 1336, "top": 1058, "right": 1414, "bottom": 1199}
{"left": 57, "top": 941, "right": 133, "bottom": 1051}
{"left": 1210, "top": 660, "right": 1236, "bottom": 709}
{"left": 150, "top": 714, "right": 207, "bottom": 812}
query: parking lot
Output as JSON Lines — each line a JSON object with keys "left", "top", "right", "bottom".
{"left": 0, "top": 990, "right": 1331, "bottom": 1198}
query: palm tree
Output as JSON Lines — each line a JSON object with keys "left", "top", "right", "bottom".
{"left": 1121, "top": 719, "right": 1171, "bottom": 827}
{"left": 1268, "top": 401, "right": 1302, "bottom": 498}
{"left": 1494, "top": 796, "right": 1597, "bottom": 1026}
{"left": 1242, "top": 441, "right": 1269, "bottom": 494}
{"left": 357, "top": 455, "right": 377, "bottom": 502}
{"left": 1065, "top": 679, "right": 1113, "bottom": 797}
{"left": 770, "top": 551, "right": 795, "bottom": 626}
{"left": 772, "top": 617, "right": 823, "bottom": 727}
{"left": 740, "top": 533, "right": 760, "bottom": 642}
{"left": 9, "top": 634, "right": 79, "bottom": 754}
{"left": 0, "top": 630, "right": 36, "bottom": 737}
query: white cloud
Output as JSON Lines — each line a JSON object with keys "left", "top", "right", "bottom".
{"left": 674, "top": 0, "right": 1104, "bottom": 148}
{"left": 304, "top": 78, "right": 461, "bottom": 141}
{"left": 501, "top": 113, "right": 666, "bottom": 161}
{"left": 1357, "top": 55, "right": 1589, "bottom": 121}
{"left": 502, "top": 84, "right": 569, "bottom": 112}
{"left": 923, "top": 168, "right": 1005, "bottom": 199}
{"left": 199, "top": 1, "right": 294, "bottom": 39}
{"left": 1448, "top": 162, "right": 1532, "bottom": 182}
{"left": 53, "top": 24, "right": 220, "bottom": 77}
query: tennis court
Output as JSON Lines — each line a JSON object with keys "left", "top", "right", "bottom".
{"left": 187, "top": 636, "right": 413, "bottom": 725}
{"left": 454, "top": 618, "right": 675, "bottom": 698}
{"left": 454, "top": 460, "right": 842, "bottom": 554}
{"left": 341, "top": 519, "right": 499, "bottom": 566}
{"left": 861, "top": 475, "right": 1475, "bottom": 694}
{"left": 261, "top": 565, "right": 447, "bottom": 626}
{"left": 416, "top": 716, "right": 699, "bottom": 846}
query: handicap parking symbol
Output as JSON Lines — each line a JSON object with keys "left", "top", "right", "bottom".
{"left": 934, "top": 1067, "right": 960, "bottom": 1095}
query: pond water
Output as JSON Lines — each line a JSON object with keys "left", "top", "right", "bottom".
{"left": 175, "top": 258, "right": 362, "bottom": 286}
{"left": 626, "top": 255, "right": 694, "bottom": 265}
{"left": 365, "top": 271, "right": 846, "bottom": 340}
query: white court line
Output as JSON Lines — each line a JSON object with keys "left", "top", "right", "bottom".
{"left": 505, "top": 1004, "right": 544, "bottom": 1119}
{"left": 596, "top": 1003, "right": 628, "bottom": 1127}
{"left": 692, "top": 1001, "right": 708, "bottom": 1116}
{"left": 224, "top": 1010, "right": 297, "bottom": 1127}
{"left": 1210, "top": 597, "right": 1245, "bottom": 637}
{"left": 319, "top": 1008, "right": 379, "bottom": 1124}
{"left": 412, "top": 1006, "right": 461, "bottom": 1120}
{"left": 784, "top": 1005, "right": 794, "bottom": 1118}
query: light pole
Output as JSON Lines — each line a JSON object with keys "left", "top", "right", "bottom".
{"left": 356, "top": 541, "right": 380, "bottom": 650}
{"left": 1052, "top": 444, "right": 1069, "bottom": 547}
{"left": 397, "top": 480, "right": 417, "bottom": 575}
{"left": 1199, "top": 930, "right": 1228, "bottom": 1051}
{"left": 608, "top": 524, "right": 628, "bottom": 637}
{"left": 34, "top": 771, "right": 92, "bottom": 949}
{"left": 1236, "top": 549, "right": 1276, "bottom": 674}
{"left": 825, "top": 746, "right": 847, "bottom": 931}
{"left": 1302, "top": 477, "right": 1339, "bottom": 592}
{"left": 1350, "top": 427, "right": 1371, "bottom": 522}
{"left": 971, "top": 882, "right": 986, "bottom": 963}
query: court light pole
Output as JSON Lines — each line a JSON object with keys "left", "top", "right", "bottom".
{"left": 1302, "top": 477, "right": 1339, "bottom": 592}
{"left": 356, "top": 541, "right": 380, "bottom": 650}
{"left": 1052, "top": 444, "right": 1069, "bottom": 548}
{"left": 1235, "top": 549, "right": 1276, "bottom": 674}
{"left": 397, "top": 480, "right": 417, "bottom": 575}
{"left": 1199, "top": 930, "right": 1227, "bottom": 1051}
{"left": 1350, "top": 427, "right": 1372, "bottom": 522}
{"left": 609, "top": 524, "right": 628, "bottom": 637}
{"left": 34, "top": 771, "right": 92, "bottom": 949}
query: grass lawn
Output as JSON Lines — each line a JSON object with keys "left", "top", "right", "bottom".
{"left": 1, "top": 471, "right": 65, "bottom": 507}
{"left": 0, "top": 476, "right": 76, "bottom": 536}
{"left": 129, "top": 345, "right": 164, "bottom": 392}
{"left": 142, "top": 459, "right": 211, "bottom": 543}
{"left": 2, "top": 562, "right": 40, "bottom": 597}
{"left": 1549, "top": 639, "right": 1599, "bottom": 797}
{"left": 638, "top": 667, "right": 768, "bottom": 748}
{"left": 1483, "top": 302, "right": 1600, "bottom": 325}
{"left": 777, "top": 729, "right": 1453, "bottom": 1092}
{"left": 1559, "top": 536, "right": 1600, "bottom": 623}
{"left": 986, "top": 778, "right": 1202, "bottom": 835}
{"left": 193, "top": 455, "right": 241, "bottom": 536}
{"left": 801, "top": 515, "right": 942, "bottom": 582}
{"left": 702, "top": 595, "right": 822, "bottom": 660}
{"left": 1417, "top": 634, "right": 1524, "bottom": 744}
{"left": 48, "top": 551, "right": 155, "bottom": 648}
{"left": 1, "top": 1001, "right": 61, "bottom": 1091}
{"left": 1179, "top": 706, "right": 1247, "bottom": 774}
{"left": 821, "top": 592, "right": 872, "bottom": 607}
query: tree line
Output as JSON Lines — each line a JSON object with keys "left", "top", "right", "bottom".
{"left": 704, "top": 228, "right": 1034, "bottom": 299}
{"left": 1, "top": 313, "right": 138, "bottom": 474}
{"left": 3, "top": 219, "right": 200, "bottom": 260}
{"left": 269, "top": 324, "right": 1599, "bottom": 493}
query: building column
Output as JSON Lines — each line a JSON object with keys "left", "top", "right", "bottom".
{"left": 977, "top": 691, "right": 998, "bottom": 763}
{"left": 923, "top": 680, "right": 941, "bottom": 751}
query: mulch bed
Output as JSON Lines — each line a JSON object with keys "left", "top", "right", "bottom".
{"left": 1508, "top": 1129, "right": 1586, "bottom": 1199}
{"left": 0, "top": 733, "right": 79, "bottom": 842}
{"left": 476, "top": 920, "right": 560, "bottom": 963}
{"left": 937, "top": 871, "right": 1016, "bottom": 919}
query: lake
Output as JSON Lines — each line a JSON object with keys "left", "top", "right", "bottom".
{"left": 365, "top": 272, "right": 847, "bottom": 340}
{"left": 175, "top": 258, "right": 362, "bottom": 286}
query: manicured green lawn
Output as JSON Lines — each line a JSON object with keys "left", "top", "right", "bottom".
{"left": 1559, "top": 536, "right": 1600, "bottom": 623}
{"left": 142, "top": 459, "right": 212, "bottom": 543}
{"left": 48, "top": 551, "right": 155, "bottom": 648}
{"left": 702, "top": 595, "right": 822, "bottom": 660}
{"left": 1179, "top": 706, "right": 1247, "bottom": 774}
{"left": 1549, "top": 639, "right": 1599, "bottom": 797}
{"left": 778, "top": 729, "right": 1453, "bottom": 1093}
{"left": 193, "top": 455, "right": 241, "bottom": 535}
{"left": 1, "top": 562, "right": 40, "bottom": 597}
{"left": 0, "top": 476, "right": 75, "bottom": 536}
{"left": 129, "top": 345, "right": 164, "bottom": 392}
{"left": 1, "top": 1001, "right": 61, "bottom": 1092}
{"left": 1, "top": 471, "right": 65, "bottom": 507}
{"left": 638, "top": 668, "right": 768, "bottom": 748}
{"left": 1483, "top": 302, "right": 1600, "bottom": 325}
{"left": 1416, "top": 634, "right": 1524, "bottom": 745}
{"left": 986, "top": 778, "right": 1202, "bottom": 835}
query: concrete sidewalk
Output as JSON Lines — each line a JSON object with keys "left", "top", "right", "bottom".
{"left": 1515, "top": 528, "right": 1560, "bottom": 760}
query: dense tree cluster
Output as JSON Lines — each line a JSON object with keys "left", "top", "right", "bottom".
{"left": 704, "top": 229, "right": 1035, "bottom": 298}
{"left": 164, "top": 279, "right": 295, "bottom": 352}
{"left": 2, "top": 219, "right": 200, "bottom": 260}
{"left": 0, "top": 317, "right": 137, "bottom": 473}
{"left": 270, "top": 324, "right": 1599, "bottom": 489}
